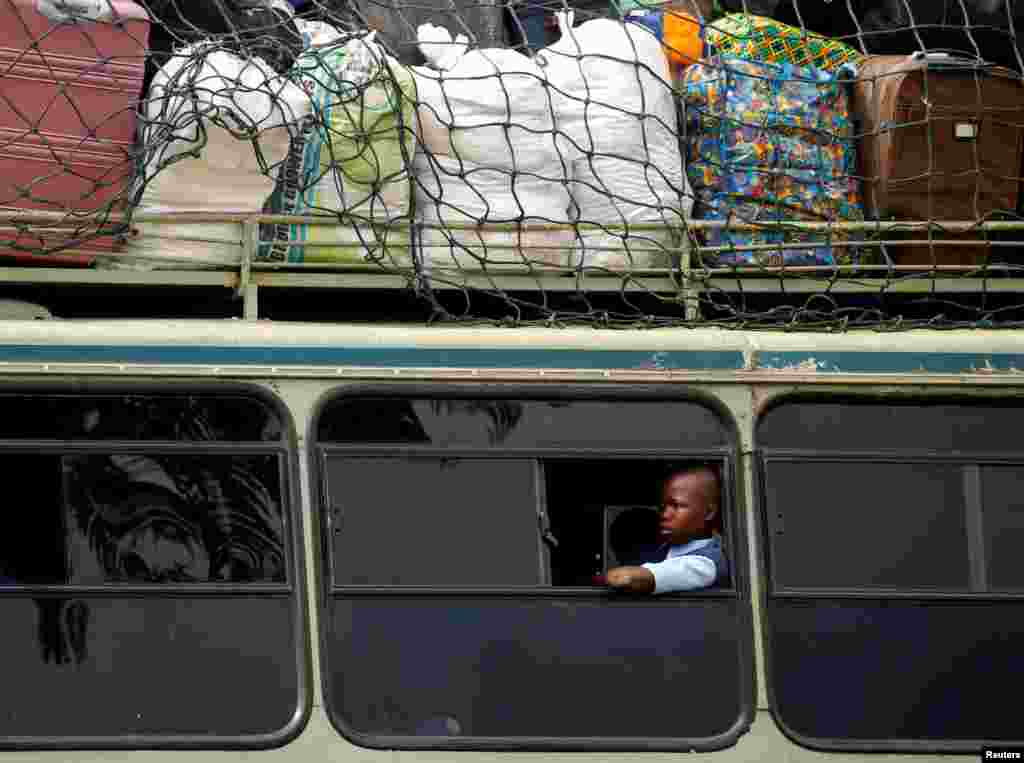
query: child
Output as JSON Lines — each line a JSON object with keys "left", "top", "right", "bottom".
{"left": 603, "top": 465, "right": 729, "bottom": 593}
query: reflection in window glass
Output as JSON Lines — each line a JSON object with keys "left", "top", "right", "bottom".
{"left": 317, "top": 398, "right": 729, "bottom": 450}
{"left": 64, "top": 454, "right": 285, "bottom": 584}
{"left": 0, "top": 453, "right": 285, "bottom": 585}
{"left": 0, "top": 394, "right": 283, "bottom": 441}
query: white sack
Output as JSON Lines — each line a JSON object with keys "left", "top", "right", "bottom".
{"left": 415, "top": 153, "right": 575, "bottom": 269}
{"left": 114, "top": 46, "right": 311, "bottom": 269}
{"left": 537, "top": 14, "right": 691, "bottom": 269}
{"left": 540, "top": 15, "right": 678, "bottom": 158}
{"left": 411, "top": 29, "right": 565, "bottom": 171}
{"left": 570, "top": 148, "right": 692, "bottom": 269}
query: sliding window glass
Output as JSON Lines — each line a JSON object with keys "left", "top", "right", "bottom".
{"left": 758, "top": 400, "right": 1024, "bottom": 752}
{"left": 314, "top": 392, "right": 753, "bottom": 751}
{"left": 0, "top": 390, "right": 306, "bottom": 748}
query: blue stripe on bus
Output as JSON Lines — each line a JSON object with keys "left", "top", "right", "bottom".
{"left": 756, "top": 351, "right": 1024, "bottom": 374}
{"left": 0, "top": 345, "right": 746, "bottom": 371}
{"left": 1, "top": 345, "right": 1021, "bottom": 374}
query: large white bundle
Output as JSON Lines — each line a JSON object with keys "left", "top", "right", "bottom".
{"left": 570, "top": 146, "right": 691, "bottom": 269}
{"left": 113, "top": 46, "right": 311, "bottom": 269}
{"left": 412, "top": 25, "right": 566, "bottom": 171}
{"left": 538, "top": 14, "right": 690, "bottom": 268}
{"left": 415, "top": 153, "right": 575, "bottom": 270}
{"left": 540, "top": 15, "right": 679, "bottom": 157}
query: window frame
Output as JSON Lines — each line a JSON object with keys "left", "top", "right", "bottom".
{"left": 311, "top": 383, "right": 756, "bottom": 752}
{"left": 755, "top": 392, "right": 1024, "bottom": 754}
{"left": 0, "top": 381, "right": 311, "bottom": 751}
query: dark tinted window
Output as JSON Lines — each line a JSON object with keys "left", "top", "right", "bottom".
{"left": 0, "top": 394, "right": 283, "bottom": 441}
{"left": 765, "top": 461, "right": 969, "bottom": 590}
{"left": 0, "top": 392, "right": 304, "bottom": 748}
{"left": 980, "top": 466, "right": 1024, "bottom": 591}
{"left": 757, "top": 401, "right": 1024, "bottom": 453}
{"left": 318, "top": 398, "right": 729, "bottom": 449}
{"left": 316, "top": 395, "right": 752, "bottom": 750}
{"left": 326, "top": 456, "right": 546, "bottom": 586}
{"left": 758, "top": 400, "right": 1024, "bottom": 751}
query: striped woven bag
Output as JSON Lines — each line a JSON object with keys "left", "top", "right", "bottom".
{"left": 707, "top": 13, "right": 864, "bottom": 73}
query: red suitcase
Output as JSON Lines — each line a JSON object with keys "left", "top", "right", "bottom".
{"left": 0, "top": 0, "right": 150, "bottom": 265}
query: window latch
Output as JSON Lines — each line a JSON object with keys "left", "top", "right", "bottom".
{"left": 538, "top": 510, "right": 559, "bottom": 548}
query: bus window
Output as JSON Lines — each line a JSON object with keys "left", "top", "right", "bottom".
{"left": 315, "top": 393, "right": 752, "bottom": 750}
{"left": 758, "top": 400, "right": 1024, "bottom": 752}
{"left": 0, "top": 391, "right": 306, "bottom": 748}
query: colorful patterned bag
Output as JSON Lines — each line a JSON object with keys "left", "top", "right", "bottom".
{"left": 682, "top": 56, "right": 865, "bottom": 268}
{"left": 707, "top": 13, "right": 863, "bottom": 73}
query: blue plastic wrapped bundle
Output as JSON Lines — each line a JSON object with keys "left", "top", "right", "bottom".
{"left": 682, "top": 56, "right": 865, "bottom": 267}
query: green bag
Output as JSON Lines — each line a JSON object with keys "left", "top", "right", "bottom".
{"left": 260, "top": 38, "right": 417, "bottom": 266}
{"left": 707, "top": 13, "right": 864, "bottom": 73}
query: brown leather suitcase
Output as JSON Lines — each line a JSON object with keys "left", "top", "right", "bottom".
{"left": 0, "top": 0, "right": 150, "bottom": 265}
{"left": 851, "top": 53, "right": 1024, "bottom": 266}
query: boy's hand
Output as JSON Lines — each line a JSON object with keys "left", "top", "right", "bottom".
{"left": 605, "top": 568, "right": 635, "bottom": 588}
{"left": 604, "top": 566, "right": 656, "bottom": 593}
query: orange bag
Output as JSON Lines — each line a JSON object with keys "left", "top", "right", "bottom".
{"left": 662, "top": 9, "right": 703, "bottom": 67}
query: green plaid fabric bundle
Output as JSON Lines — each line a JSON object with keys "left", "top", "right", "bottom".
{"left": 707, "top": 13, "right": 864, "bottom": 73}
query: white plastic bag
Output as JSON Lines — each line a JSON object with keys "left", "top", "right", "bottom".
{"left": 294, "top": 18, "right": 347, "bottom": 48}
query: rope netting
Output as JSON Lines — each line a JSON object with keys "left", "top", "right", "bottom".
{"left": 1, "top": 0, "right": 1023, "bottom": 327}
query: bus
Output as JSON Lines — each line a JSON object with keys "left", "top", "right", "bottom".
{"left": 0, "top": 318, "right": 1017, "bottom": 762}
{"left": 2, "top": 0, "right": 1022, "bottom": 757}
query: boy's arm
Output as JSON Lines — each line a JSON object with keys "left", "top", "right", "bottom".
{"left": 604, "top": 554, "right": 719, "bottom": 594}
{"left": 605, "top": 566, "right": 656, "bottom": 593}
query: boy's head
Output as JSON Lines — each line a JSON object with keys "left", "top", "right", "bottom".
{"left": 658, "top": 465, "right": 721, "bottom": 546}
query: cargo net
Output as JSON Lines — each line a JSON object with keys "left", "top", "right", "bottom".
{"left": 2, "top": 0, "right": 1024, "bottom": 327}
